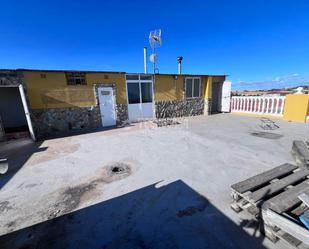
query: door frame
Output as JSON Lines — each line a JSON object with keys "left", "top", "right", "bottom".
{"left": 94, "top": 83, "right": 117, "bottom": 127}
{"left": 97, "top": 86, "right": 116, "bottom": 127}
{"left": 125, "top": 74, "right": 154, "bottom": 121}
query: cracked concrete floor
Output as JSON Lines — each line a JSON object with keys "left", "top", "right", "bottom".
{"left": 0, "top": 114, "right": 308, "bottom": 249}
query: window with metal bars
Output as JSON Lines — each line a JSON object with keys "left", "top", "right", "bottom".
{"left": 66, "top": 72, "right": 87, "bottom": 85}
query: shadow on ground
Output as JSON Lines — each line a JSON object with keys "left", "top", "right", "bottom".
{"left": 0, "top": 139, "right": 45, "bottom": 189}
{"left": 0, "top": 180, "right": 266, "bottom": 249}
{"left": 36, "top": 123, "right": 135, "bottom": 141}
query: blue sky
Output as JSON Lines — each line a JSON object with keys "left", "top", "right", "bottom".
{"left": 1, "top": 0, "right": 309, "bottom": 90}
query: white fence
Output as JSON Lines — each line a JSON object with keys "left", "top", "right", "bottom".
{"left": 231, "top": 96, "right": 286, "bottom": 116}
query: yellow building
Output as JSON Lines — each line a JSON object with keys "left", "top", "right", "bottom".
{"left": 0, "top": 69, "right": 226, "bottom": 139}
{"left": 283, "top": 94, "right": 309, "bottom": 122}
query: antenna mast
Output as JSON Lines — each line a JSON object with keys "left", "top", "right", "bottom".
{"left": 149, "top": 29, "right": 162, "bottom": 74}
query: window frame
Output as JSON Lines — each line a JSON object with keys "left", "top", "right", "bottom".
{"left": 185, "top": 77, "right": 201, "bottom": 99}
{"left": 126, "top": 74, "right": 153, "bottom": 104}
{"left": 66, "top": 72, "right": 87, "bottom": 86}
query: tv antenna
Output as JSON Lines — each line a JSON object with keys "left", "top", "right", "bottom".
{"left": 149, "top": 29, "right": 162, "bottom": 73}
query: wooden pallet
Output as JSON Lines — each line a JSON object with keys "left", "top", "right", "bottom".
{"left": 231, "top": 163, "right": 303, "bottom": 216}
{"left": 262, "top": 201, "right": 309, "bottom": 249}
{"left": 231, "top": 163, "right": 309, "bottom": 248}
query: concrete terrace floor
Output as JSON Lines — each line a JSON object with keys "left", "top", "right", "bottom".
{"left": 0, "top": 114, "right": 308, "bottom": 249}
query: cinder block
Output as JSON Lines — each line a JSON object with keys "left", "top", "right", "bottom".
{"left": 291, "top": 140, "right": 309, "bottom": 168}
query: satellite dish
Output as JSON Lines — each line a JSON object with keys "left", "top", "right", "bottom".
{"left": 149, "top": 54, "right": 157, "bottom": 63}
{"left": 149, "top": 29, "right": 162, "bottom": 49}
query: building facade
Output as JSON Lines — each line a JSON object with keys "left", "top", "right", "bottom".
{"left": 0, "top": 69, "right": 226, "bottom": 139}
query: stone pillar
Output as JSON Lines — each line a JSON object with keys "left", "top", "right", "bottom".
{"left": 204, "top": 99, "right": 212, "bottom": 115}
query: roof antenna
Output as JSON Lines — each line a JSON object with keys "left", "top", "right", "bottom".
{"left": 149, "top": 29, "right": 162, "bottom": 74}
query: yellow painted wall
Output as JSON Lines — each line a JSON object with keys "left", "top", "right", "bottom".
{"left": 203, "top": 76, "right": 226, "bottom": 99}
{"left": 23, "top": 71, "right": 127, "bottom": 109}
{"left": 204, "top": 76, "right": 212, "bottom": 99}
{"left": 154, "top": 74, "right": 183, "bottom": 101}
{"left": 154, "top": 75, "right": 214, "bottom": 101}
{"left": 24, "top": 70, "right": 225, "bottom": 109}
{"left": 283, "top": 94, "right": 309, "bottom": 122}
{"left": 86, "top": 73, "right": 127, "bottom": 104}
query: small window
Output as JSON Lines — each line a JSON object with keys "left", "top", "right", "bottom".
{"left": 66, "top": 72, "right": 87, "bottom": 85}
{"left": 126, "top": 74, "right": 139, "bottom": 80}
{"left": 185, "top": 77, "right": 201, "bottom": 98}
{"left": 140, "top": 75, "right": 152, "bottom": 81}
{"left": 40, "top": 74, "right": 46, "bottom": 78}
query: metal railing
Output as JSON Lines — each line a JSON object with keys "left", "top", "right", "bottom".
{"left": 231, "top": 96, "right": 286, "bottom": 116}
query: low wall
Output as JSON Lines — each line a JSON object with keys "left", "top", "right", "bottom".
{"left": 155, "top": 98, "right": 206, "bottom": 118}
{"left": 31, "top": 104, "right": 129, "bottom": 138}
{"left": 31, "top": 97, "right": 212, "bottom": 138}
{"left": 31, "top": 106, "right": 101, "bottom": 138}
{"left": 231, "top": 96, "right": 285, "bottom": 117}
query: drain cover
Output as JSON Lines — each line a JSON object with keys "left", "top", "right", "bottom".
{"left": 107, "top": 162, "right": 132, "bottom": 176}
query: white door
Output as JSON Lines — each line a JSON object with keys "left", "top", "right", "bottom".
{"left": 98, "top": 87, "right": 116, "bottom": 127}
{"left": 220, "top": 80, "right": 232, "bottom": 112}
{"left": 126, "top": 75, "right": 154, "bottom": 122}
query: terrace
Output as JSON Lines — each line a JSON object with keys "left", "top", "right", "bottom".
{"left": 0, "top": 114, "right": 308, "bottom": 249}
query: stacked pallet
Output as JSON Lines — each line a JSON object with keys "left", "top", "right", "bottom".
{"left": 231, "top": 140, "right": 309, "bottom": 249}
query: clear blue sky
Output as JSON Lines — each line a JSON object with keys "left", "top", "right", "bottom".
{"left": 1, "top": 0, "right": 309, "bottom": 90}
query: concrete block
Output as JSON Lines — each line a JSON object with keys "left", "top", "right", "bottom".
{"left": 0, "top": 158, "right": 8, "bottom": 174}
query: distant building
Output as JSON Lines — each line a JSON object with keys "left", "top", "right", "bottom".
{"left": 232, "top": 86, "right": 309, "bottom": 97}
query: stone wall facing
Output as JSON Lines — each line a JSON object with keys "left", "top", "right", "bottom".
{"left": 31, "top": 106, "right": 101, "bottom": 138}
{"left": 116, "top": 104, "right": 128, "bottom": 125}
{"left": 0, "top": 71, "right": 24, "bottom": 86}
{"left": 155, "top": 98, "right": 205, "bottom": 118}
{"left": 204, "top": 99, "right": 212, "bottom": 115}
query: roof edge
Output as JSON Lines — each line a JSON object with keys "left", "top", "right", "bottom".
{"left": 0, "top": 68, "right": 227, "bottom": 77}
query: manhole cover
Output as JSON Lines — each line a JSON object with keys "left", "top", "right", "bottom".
{"left": 250, "top": 132, "right": 283, "bottom": 139}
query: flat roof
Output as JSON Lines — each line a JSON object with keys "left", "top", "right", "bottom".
{"left": 0, "top": 68, "right": 227, "bottom": 77}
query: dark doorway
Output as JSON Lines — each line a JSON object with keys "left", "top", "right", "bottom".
{"left": 211, "top": 82, "right": 223, "bottom": 114}
{"left": 0, "top": 87, "right": 28, "bottom": 140}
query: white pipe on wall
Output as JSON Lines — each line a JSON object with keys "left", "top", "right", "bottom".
{"left": 143, "top": 47, "right": 148, "bottom": 74}
{"left": 19, "top": 84, "right": 36, "bottom": 141}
